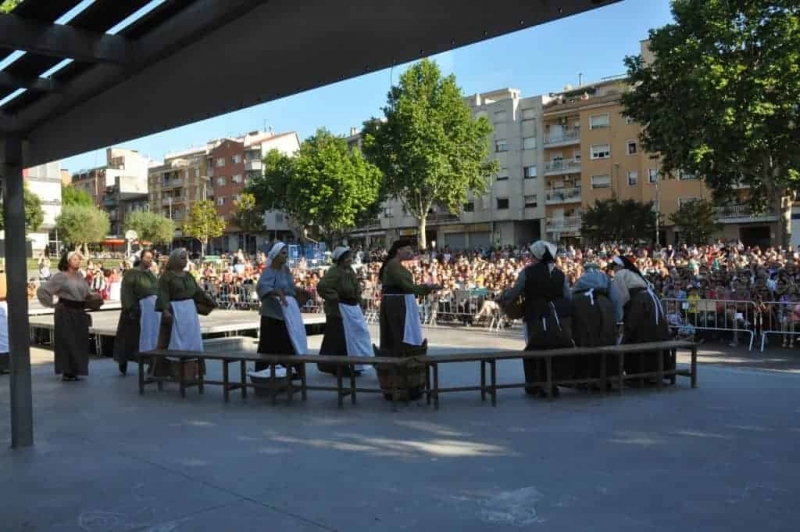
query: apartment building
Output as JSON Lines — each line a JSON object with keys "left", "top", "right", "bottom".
{"left": 71, "top": 148, "right": 149, "bottom": 207}
{"left": 207, "top": 130, "right": 300, "bottom": 251}
{"left": 358, "top": 88, "right": 546, "bottom": 249}
{"left": 23, "top": 161, "right": 63, "bottom": 255}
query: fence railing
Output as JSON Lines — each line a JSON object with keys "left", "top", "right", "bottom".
{"left": 662, "top": 298, "right": 757, "bottom": 351}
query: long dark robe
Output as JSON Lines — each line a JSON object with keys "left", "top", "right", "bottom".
{"left": 522, "top": 262, "right": 574, "bottom": 394}
{"left": 622, "top": 287, "right": 673, "bottom": 380}
{"left": 572, "top": 289, "right": 618, "bottom": 380}
{"left": 113, "top": 309, "right": 140, "bottom": 364}
{"left": 54, "top": 305, "right": 90, "bottom": 376}
{"left": 255, "top": 316, "right": 296, "bottom": 371}
{"left": 379, "top": 296, "right": 411, "bottom": 352}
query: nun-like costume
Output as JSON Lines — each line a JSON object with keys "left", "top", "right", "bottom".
{"left": 255, "top": 242, "right": 308, "bottom": 372}
{"left": 113, "top": 252, "right": 160, "bottom": 375}
{"left": 503, "top": 241, "right": 573, "bottom": 397}
{"left": 317, "top": 246, "right": 373, "bottom": 375}
{"left": 612, "top": 256, "right": 673, "bottom": 384}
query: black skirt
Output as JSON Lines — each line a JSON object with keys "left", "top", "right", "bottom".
{"left": 113, "top": 308, "right": 140, "bottom": 363}
{"left": 319, "top": 315, "right": 355, "bottom": 375}
{"left": 256, "top": 316, "right": 296, "bottom": 371}
{"left": 54, "top": 305, "right": 90, "bottom": 376}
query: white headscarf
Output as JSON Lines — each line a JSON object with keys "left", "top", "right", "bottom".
{"left": 529, "top": 240, "right": 557, "bottom": 261}
{"left": 332, "top": 246, "right": 350, "bottom": 262}
{"left": 266, "top": 242, "right": 287, "bottom": 268}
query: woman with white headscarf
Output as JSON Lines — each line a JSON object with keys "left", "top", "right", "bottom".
{"left": 37, "top": 251, "right": 104, "bottom": 381}
{"left": 156, "top": 248, "right": 217, "bottom": 354}
{"left": 316, "top": 246, "right": 372, "bottom": 376}
{"left": 255, "top": 242, "right": 309, "bottom": 375}
{"left": 611, "top": 255, "right": 672, "bottom": 384}
{"left": 502, "top": 240, "right": 573, "bottom": 397}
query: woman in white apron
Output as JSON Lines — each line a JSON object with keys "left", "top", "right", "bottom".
{"left": 316, "top": 246, "right": 373, "bottom": 376}
{"left": 378, "top": 239, "right": 439, "bottom": 353}
{"left": 155, "top": 248, "right": 217, "bottom": 375}
{"left": 255, "top": 242, "right": 309, "bottom": 377}
{"left": 113, "top": 250, "right": 160, "bottom": 375}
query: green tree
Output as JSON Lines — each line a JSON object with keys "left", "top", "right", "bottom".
{"left": 125, "top": 210, "right": 175, "bottom": 245}
{"left": 230, "top": 192, "right": 266, "bottom": 235}
{"left": 581, "top": 198, "right": 660, "bottom": 245}
{"left": 622, "top": 0, "right": 800, "bottom": 246}
{"left": 361, "top": 59, "right": 498, "bottom": 249}
{"left": 182, "top": 200, "right": 226, "bottom": 257}
{"left": 61, "top": 185, "right": 94, "bottom": 207}
{"left": 670, "top": 199, "right": 722, "bottom": 245}
{"left": 56, "top": 205, "right": 110, "bottom": 255}
{"left": 248, "top": 129, "right": 383, "bottom": 243}
{"left": 0, "top": 0, "right": 22, "bottom": 14}
{"left": 0, "top": 185, "right": 45, "bottom": 233}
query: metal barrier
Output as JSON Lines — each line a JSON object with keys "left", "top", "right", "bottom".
{"left": 753, "top": 300, "right": 800, "bottom": 352}
{"left": 662, "top": 298, "right": 756, "bottom": 351}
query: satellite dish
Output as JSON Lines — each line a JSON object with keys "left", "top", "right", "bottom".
{"left": 125, "top": 230, "right": 138, "bottom": 241}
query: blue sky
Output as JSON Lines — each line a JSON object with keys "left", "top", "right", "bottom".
{"left": 61, "top": 0, "right": 675, "bottom": 173}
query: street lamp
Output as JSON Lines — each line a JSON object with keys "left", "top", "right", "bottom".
{"left": 649, "top": 155, "right": 660, "bottom": 246}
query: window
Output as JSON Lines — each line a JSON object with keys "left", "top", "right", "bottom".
{"left": 625, "top": 116, "right": 635, "bottom": 125}
{"left": 679, "top": 170, "right": 697, "bottom": 180}
{"left": 522, "top": 109, "right": 536, "bottom": 121}
{"left": 627, "top": 140, "right": 638, "bottom": 155}
{"left": 496, "top": 168, "right": 509, "bottom": 181}
{"left": 232, "top": 174, "right": 243, "bottom": 184}
{"left": 591, "top": 174, "right": 611, "bottom": 189}
{"left": 463, "top": 202, "right": 475, "bottom": 212}
{"left": 649, "top": 168, "right": 659, "bottom": 183}
{"left": 216, "top": 177, "right": 226, "bottom": 186}
{"left": 589, "top": 114, "right": 610, "bottom": 129}
{"left": 522, "top": 137, "right": 536, "bottom": 150}
{"left": 495, "top": 140, "right": 508, "bottom": 153}
{"left": 496, "top": 198, "right": 509, "bottom": 209}
{"left": 524, "top": 195, "right": 538, "bottom": 208}
{"left": 627, "top": 171, "right": 639, "bottom": 186}
{"left": 678, "top": 197, "right": 700, "bottom": 208}
{"left": 524, "top": 165, "right": 537, "bottom": 179}
{"left": 232, "top": 154, "right": 242, "bottom": 164}
{"left": 233, "top": 194, "right": 241, "bottom": 202}
{"left": 494, "top": 111, "right": 507, "bottom": 122}
{"left": 216, "top": 157, "right": 225, "bottom": 167}
{"left": 275, "top": 213, "right": 284, "bottom": 223}
{"left": 590, "top": 144, "right": 611, "bottom": 159}
{"left": 216, "top": 197, "right": 226, "bottom": 206}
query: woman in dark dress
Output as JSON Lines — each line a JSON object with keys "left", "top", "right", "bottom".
{"left": 113, "top": 249, "right": 159, "bottom": 375}
{"left": 37, "top": 252, "right": 104, "bottom": 381}
{"left": 503, "top": 241, "right": 573, "bottom": 397}
{"left": 612, "top": 256, "right": 673, "bottom": 385}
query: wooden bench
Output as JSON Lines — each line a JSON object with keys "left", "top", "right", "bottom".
{"left": 138, "top": 340, "right": 697, "bottom": 409}
{"left": 416, "top": 340, "right": 697, "bottom": 409}
{"left": 137, "top": 350, "right": 407, "bottom": 407}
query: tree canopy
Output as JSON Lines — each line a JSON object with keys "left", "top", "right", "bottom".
{"left": 248, "top": 129, "right": 383, "bottom": 243}
{"left": 581, "top": 198, "right": 660, "bottom": 245}
{"left": 670, "top": 199, "right": 722, "bottom": 245}
{"left": 361, "top": 59, "right": 498, "bottom": 249}
{"left": 622, "top": 0, "right": 800, "bottom": 245}
{"left": 56, "top": 205, "right": 110, "bottom": 253}
{"left": 182, "top": 200, "right": 226, "bottom": 256}
{"left": 0, "top": 185, "right": 44, "bottom": 234}
{"left": 124, "top": 210, "right": 175, "bottom": 245}
{"left": 230, "top": 192, "right": 266, "bottom": 235}
{"left": 0, "top": 0, "right": 21, "bottom": 14}
{"left": 61, "top": 185, "right": 94, "bottom": 207}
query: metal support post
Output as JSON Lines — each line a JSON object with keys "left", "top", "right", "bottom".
{"left": 2, "top": 136, "right": 34, "bottom": 448}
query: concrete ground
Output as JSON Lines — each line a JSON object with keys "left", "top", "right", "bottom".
{"left": 1, "top": 326, "right": 799, "bottom": 531}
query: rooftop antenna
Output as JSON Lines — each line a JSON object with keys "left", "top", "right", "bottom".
{"left": 578, "top": 72, "right": 583, "bottom": 87}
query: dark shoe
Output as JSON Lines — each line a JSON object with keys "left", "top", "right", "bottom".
{"left": 62, "top": 374, "right": 78, "bottom": 382}
{"left": 119, "top": 362, "right": 128, "bottom": 376}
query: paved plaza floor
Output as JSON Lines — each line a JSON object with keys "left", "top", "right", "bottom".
{"left": 1, "top": 326, "right": 799, "bottom": 531}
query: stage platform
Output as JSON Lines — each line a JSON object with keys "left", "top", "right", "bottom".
{"left": 29, "top": 310, "right": 326, "bottom": 356}
{"left": 28, "top": 300, "right": 122, "bottom": 316}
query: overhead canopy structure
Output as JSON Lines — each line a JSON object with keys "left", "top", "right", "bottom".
{"left": 0, "top": 0, "right": 619, "bottom": 447}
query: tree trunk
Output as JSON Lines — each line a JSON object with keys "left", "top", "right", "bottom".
{"left": 200, "top": 239, "right": 206, "bottom": 258}
{"left": 417, "top": 217, "right": 427, "bottom": 250}
{"left": 775, "top": 191, "right": 793, "bottom": 249}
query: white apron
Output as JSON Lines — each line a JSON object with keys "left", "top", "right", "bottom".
{"left": 282, "top": 296, "right": 308, "bottom": 355}
{"left": 339, "top": 302, "right": 373, "bottom": 370}
{"left": 168, "top": 299, "right": 203, "bottom": 352}
{"left": 384, "top": 294, "right": 424, "bottom": 346}
{"left": 0, "top": 301, "right": 9, "bottom": 353}
{"left": 139, "top": 295, "right": 161, "bottom": 353}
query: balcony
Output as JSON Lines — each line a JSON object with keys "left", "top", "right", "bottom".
{"left": 245, "top": 159, "right": 262, "bottom": 172}
{"left": 426, "top": 212, "right": 460, "bottom": 224}
{"left": 162, "top": 196, "right": 185, "bottom": 206}
{"left": 545, "top": 216, "right": 582, "bottom": 233}
{"left": 545, "top": 187, "right": 582, "bottom": 205}
{"left": 544, "top": 129, "right": 580, "bottom": 147}
{"left": 545, "top": 158, "right": 581, "bottom": 176}
{"left": 715, "top": 204, "right": 778, "bottom": 223}
{"left": 171, "top": 213, "right": 186, "bottom": 221}
{"left": 161, "top": 178, "right": 183, "bottom": 188}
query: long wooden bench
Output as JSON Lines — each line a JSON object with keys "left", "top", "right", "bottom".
{"left": 137, "top": 350, "right": 407, "bottom": 407}
{"left": 137, "top": 340, "right": 697, "bottom": 409}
